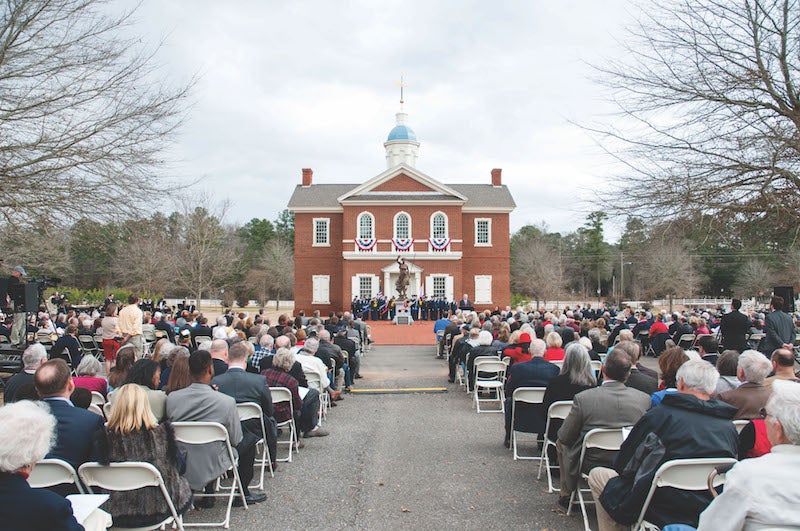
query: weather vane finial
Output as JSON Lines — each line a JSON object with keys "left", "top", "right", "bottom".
{"left": 395, "top": 75, "right": 406, "bottom": 107}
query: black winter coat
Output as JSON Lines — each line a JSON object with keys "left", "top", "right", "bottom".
{"left": 602, "top": 393, "right": 738, "bottom": 527}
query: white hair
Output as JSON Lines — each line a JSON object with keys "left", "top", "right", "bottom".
{"left": 768, "top": 380, "right": 800, "bottom": 445}
{"left": 578, "top": 336, "right": 593, "bottom": 351}
{"left": 676, "top": 360, "right": 719, "bottom": 395}
{"left": 304, "top": 337, "right": 320, "bottom": 353}
{"left": 477, "top": 330, "right": 493, "bottom": 346}
{"left": 216, "top": 316, "right": 226, "bottom": 327}
{"left": 530, "top": 338, "right": 546, "bottom": 356}
{"left": 738, "top": 350, "right": 772, "bottom": 384}
{"left": 259, "top": 334, "right": 274, "bottom": 348}
{"left": 318, "top": 329, "right": 330, "bottom": 341}
{"left": 22, "top": 343, "right": 47, "bottom": 369}
{"left": 0, "top": 401, "right": 56, "bottom": 472}
{"left": 76, "top": 355, "right": 102, "bottom": 377}
{"left": 618, "top": 330, "right": 634, "bottom": 342}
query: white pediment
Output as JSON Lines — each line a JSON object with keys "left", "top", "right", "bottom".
{"left": 337, "top": 163, "right": 467, "bottom": 203}
{"left": 381, "top": 260, "right": 424, "bottom": 274}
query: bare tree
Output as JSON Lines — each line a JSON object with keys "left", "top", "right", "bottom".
{"left": 262, "top": 238, "right": 294, "bottom": 309}
{"left": 511, "top": 232, "right": 564, "bottom": 306}
{"left": 170, "top": 198, "right": 232, "bottom": 310}
{"left": 0, "top": 0, "right": 191, "bottom": 225}
{"left": 636, "top": 240, "right": 701, "bottom": 312}
{"left": 733, "top": 258, "right": 776, "bottom": 298}
{"left": 591, "top": 0, "right": 800, "bottom": 224}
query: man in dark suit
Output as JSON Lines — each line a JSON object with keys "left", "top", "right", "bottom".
{"left": 213, "top": 341, "right": 277, "bottom": 487}
{"left": 720, "top": 299, "right": 751, "bottom": 352}
{"left": 458, "top": 293, "right": 473, "bottom": 312}
{"left": 556, "top": 350, "right": 650, "bottom": 505}
{"left": 34, "top": 359, "right": 104, "bottom": 470}
{"left": 761, "top": 295, "right": 794, "bottom": 355}
{"left": 613, "top": 341, "right": 657, "bottom": 395}
{"left": 154, "top": 312, "right": 176, "bottom": 342}
{"left": 697, "top": 335, "right": 720, "bottom": 365}
{"left": 503, "top": 338, "right": 560, "bottom": 448}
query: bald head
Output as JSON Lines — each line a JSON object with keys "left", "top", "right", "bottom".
{"left": 34, "top": 359, "right": 73, "bottom": 398}
{"left": 771, "top": 348, "right": 796, "bottom": 376}
{"left": 275, "top": 335, "right": 290, "bottom": 349}
{"left": 318, "top": 329, "right": 331, "bottom": 341}
{"left": 209, "top": 339, "right": 229, "bottom": 361}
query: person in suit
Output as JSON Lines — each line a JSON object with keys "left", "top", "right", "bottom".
{"left": 696, "top": 335, "right": 720, "bottom": 365}
{"left": 212, "top": 340, "right": 278, "bottom": 476}
{"left": 3, "top": 343, "right": 47, "bottom": 403}
{"left": 720, "top": 299, "right": 751, "bottom": 352}
{"left": 0, "top": 400, "right": 84, "bottom": 530}
{"left": 717, "top": 349, "right": 774, "bottom": 419}
{"left": 166, "top": 350, "right": 265, "bottom": 506}
{"left": 613, "top": 341, "right": 658, "bottom": 395}
{"left": 34, "top": 358, "right": 104, "bottom": 470}
{"left": 458, "top": 293, "right": 474, "bottom": 312}
{"left": 503, "top": 338, "right": 560, "bottom": 448}
{"left": 761, "top": 295, "right": 794, "bottom": 355}
{"left": 556, "top": 349, "right": 650, "bottom": 506}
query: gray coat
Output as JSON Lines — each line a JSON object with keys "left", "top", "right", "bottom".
{"left": 557, "top": 381, "right": 650, "bottom": 493}
{"left": 166, "top": 383, "right": 243, "bottom": 490}
{"left": 761, "top": 310, "right": 794, "bottom": 354}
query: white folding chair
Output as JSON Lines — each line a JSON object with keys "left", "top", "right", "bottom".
{"left": 28, "top": 458, "right": 85, "bottom": 493}
{"left": 270, "top": 387, "right": 299, "bottom": 463}
{"left": 510, "top": 387, "right": 546, "bottom": 460}
{"left": 236, "top": 402, "right": 274, "bottom": 490}
{"left": 567, "top": 427, "right": 626, "bottom": 531}
{"left": 551, "top": 360, "right": 564, "bottom": 371}
{"left": 733, "top": 419, "right": 749, "bottom": 434}
{"left": 632, "top": 457, "right": 738, "bottom": 531}
{"left": 590, "top": 360, "right": 603, "bottom": 379}
{"left": 473, "top": 359, "right": 507, "bottom": 413}
{"left": 103, "top": 402, "right": 113, "bottom": 418}
{"left": 537, "top": 400, "right": 574, "bottom": 492}
{"left": 678, "top": 334, "right": 696, "bottom": 349}
{"left": 87, "top": 403, "right": 105, "bottom": 418}
{"left": 90, "top": 391, "right": 106, "bottom": 406}
{"left": 171, "top": 421, "right": 247, "bottom": 528}
{"left": 78, "top": 461, "right": 184, "bottom": 531}
{"left": 468, "top": 355, "right": 500, "bottom": 393}
{"left": 304, "top": 371, "right": 329, "bottom": 423}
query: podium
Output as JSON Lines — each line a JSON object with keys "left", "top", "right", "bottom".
{"left": 394, "top": 307, "right": 413, "bottom": 325}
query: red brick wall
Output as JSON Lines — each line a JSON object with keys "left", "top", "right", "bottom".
{"left": 371, "top": 173, "right": 436, "bottom": 192}
{"left": 293, "top": 202, "right": 511, "bottom": 313}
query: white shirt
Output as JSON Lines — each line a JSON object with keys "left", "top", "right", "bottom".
{"left": 698, "top": 445, "right": 800, "bottom": 530}
{"left": 295, "top": 353, "right": 330, "bottom": 390}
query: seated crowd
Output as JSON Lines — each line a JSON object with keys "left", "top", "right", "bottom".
{"left": 438, "top": 299, "right": 800, "bottom": 530}
{"left": 0, "top": 297, "right": 370, "bottom": 527}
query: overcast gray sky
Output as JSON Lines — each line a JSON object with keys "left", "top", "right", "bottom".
{"left": 126, "top": 0, "right": 636, "bottom": 239}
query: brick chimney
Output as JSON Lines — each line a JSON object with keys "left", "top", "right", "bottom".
{"left": 491, "top": 168, "right": 502, "bottom": 187}
{"left": 302, "top": 168, "right": 313, "bottom": 187}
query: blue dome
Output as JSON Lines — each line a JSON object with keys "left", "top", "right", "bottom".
{"left": 387, "top": 125, "right": 417, "bottom": 141}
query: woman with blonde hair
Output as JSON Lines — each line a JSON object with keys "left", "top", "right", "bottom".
{"left": 97, "top": 384, "right": 192, "bottom": 528}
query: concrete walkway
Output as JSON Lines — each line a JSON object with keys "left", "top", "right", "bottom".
{"left": 193, "top": 345, "right": 587, "bottom": 530}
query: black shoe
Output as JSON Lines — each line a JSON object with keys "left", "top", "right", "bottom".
{"left": 197, "top": 496, "right": 215, "bottom": 509}
{"left": 448, "top": 378, "right": 455, "bottom": 383}
{"left": 234, "top": 492, "right": 267, "bottom": 506}
{"left": 558, "top": 496, "right": 570, "bottom": 510}
{"left": 354, "top": 374, "right": 363, "bottom": 379}
{"left": 503, "top": 439, "right": 510, "bottom": 449}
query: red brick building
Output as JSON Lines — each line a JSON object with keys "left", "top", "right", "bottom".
{"left": 288, "top": 109, "right": 515, "bottom": 314}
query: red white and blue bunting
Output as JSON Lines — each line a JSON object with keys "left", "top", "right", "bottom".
{"left": 355, "top": 238, "right": 377, "bottom": 251}
{"left": 428, "top": 237, "right": 451, "bottom": 251}
{"left": 393, "top": 238, "right": 414, "bottom": 251}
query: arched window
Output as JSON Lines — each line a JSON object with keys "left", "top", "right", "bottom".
{"left": 431, "top": 212, "right": 448, "bottom": 239}
{"left": 357, "top": 212, "right": 374, "bottom": 240}
{"left": 394, "top": 212, "right": 411, "bottom": 239}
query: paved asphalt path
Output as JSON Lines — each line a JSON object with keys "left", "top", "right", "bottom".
{"left": 188, "top": 345, "right": 588, "bottom": 530}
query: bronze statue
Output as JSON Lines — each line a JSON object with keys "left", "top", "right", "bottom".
{"left": 396, "top": 256, "right": 410, "bottom": 299}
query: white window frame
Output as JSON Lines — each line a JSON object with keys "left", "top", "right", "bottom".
{"left": 393, "top": 211, "right": 412, "bottom": 240}
{"left": 312, "top": 217, "right": 330, "bottom": 247}
{"left": 432, "top": 275, "right": 447, "bottom": 298}
{"left": 358, "top": 276, "right": 374, "bottom": 299}
{"left": 312, "top": 275, "right": 330, "bottom": 304}
{"left": 430, "top": 211, "right": 448, "bottom": 240}
{"left": 475, "top": 218, "right": 492, "bottom": 247}
{"left": 357, "top": 211, "right": 375, "bottom": 240}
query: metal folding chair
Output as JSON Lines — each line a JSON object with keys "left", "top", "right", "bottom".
{"left": 29, "top": 458, "right": 85, "bottom": 493}
{"left": 537, "top": 400, "right": 574, "bottom": 492}
{"left": 510, "top": 387, "right": 546, "bottom": 460}
{"left": 236, "top": 402, "right": 274, "bottom": 490}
